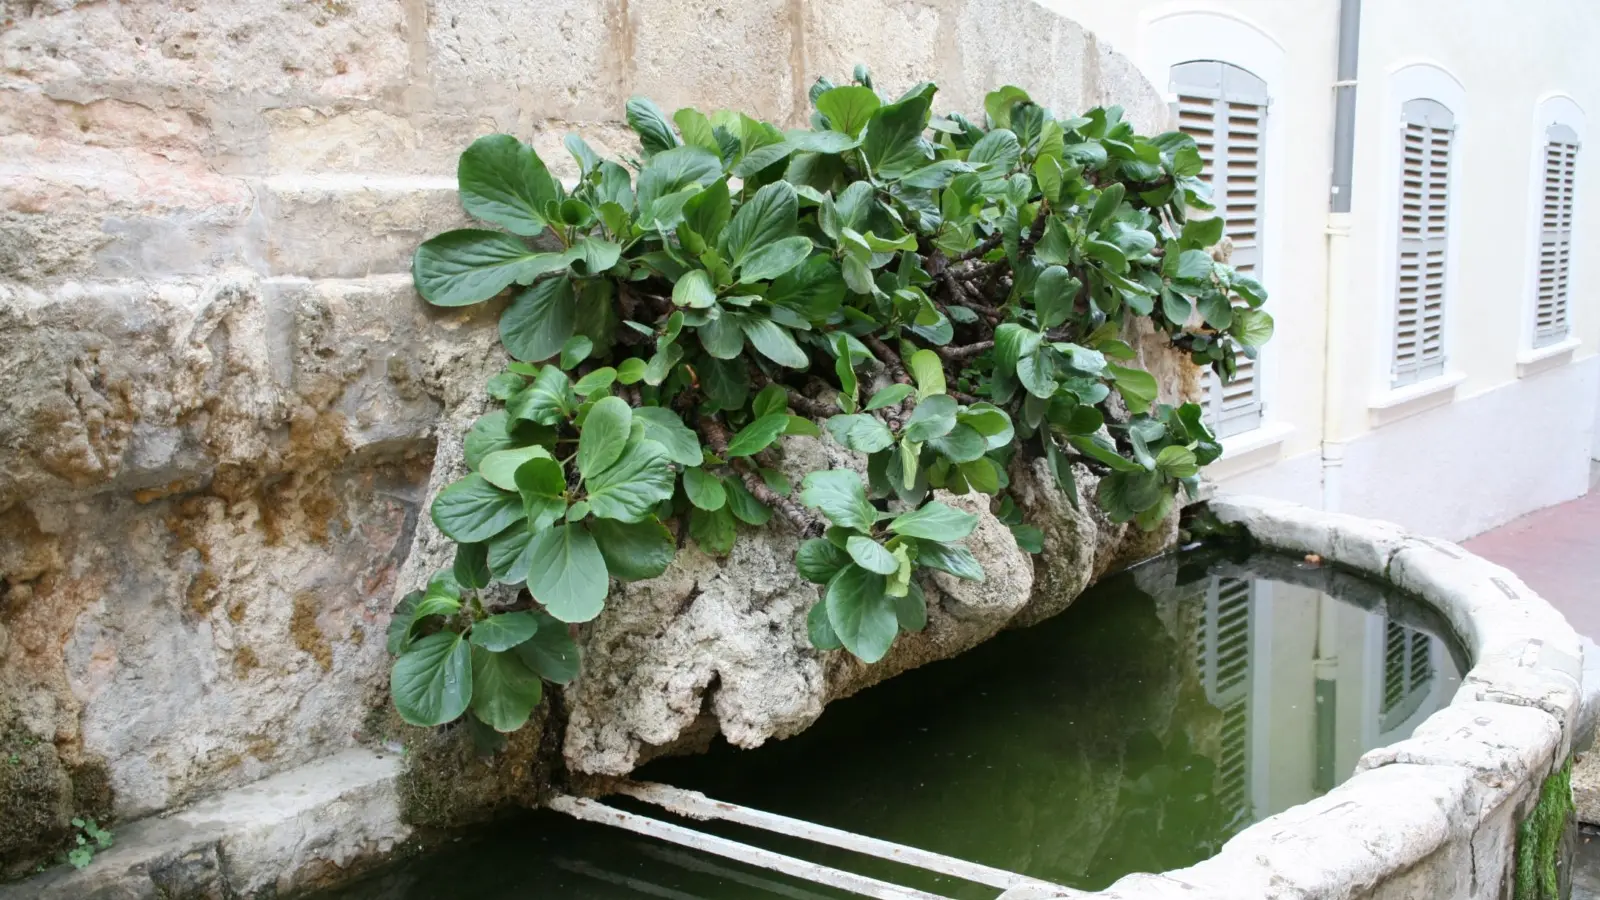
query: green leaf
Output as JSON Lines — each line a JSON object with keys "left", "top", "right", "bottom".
{"left": 860, "top": 91, "right": 933, "bottom": 178}
{"left": 994, "top": 323, "right": 1041, "bottom": 373}
{"left": 968, "top": 128, "right": 1020, "bottom": 170}
{"left": 515, "top": 610, "right": 581, "bottom": 683}
{"left": 683, "top": 179, "right": 732, "bottom": 245}
{"left": 500, "top": 276, "right": 577, "bottom": 362}
{"left": 454, "top": 543, "right": 492, "bottom": 591}
{"left": 627, "top": 96, "right": 680, "bottom": 156}
{"left": 722, "top": 181, "right": 798, "bottom": 267}
{"left": 560, "top": 336, "right": 594, "bottom": 370}
{"left": 432, "top": 474, "right": 523, "bottom": 543}
{"left": 386, "top": 590, "right": 424, "bottom": 656}
{"left": 913, "top": 539, "right": 984, "bottom": 580}
{"left": 1033, "top": 265, "right": 1079, "bottom": 330}
{"left": 889, "top": 501, "right": 978, "bottom": 541}
{"left": 752, "top": 383, "right": 789, "bottom": 419}
{"left": 1181, "top": 216, "right": 1224, "bottom": 249}
{"left": 468, "top": 645, "right": 544, "bottom": 732}
{"left": 633, "top": 407, "right": 704, "bottom": 466}
{"left": 588, "top": 517, "right": 675, "bottom": 581}
{"left": 984, "top": 85, "right": 1031, "bottom": 129}
{"left": 689, "top": 504, "right": 737, "bottom": 554}
{"left": 573, "top": 367, "right": 617, "bottom": 397}
{"left": 807, "top": 600, "right": 844, "bottom": 650}
{"left": 907, "top": 349, "right": 946, "bottom": 399}
{"left": 464, "top": 411, "right": 519, "bottom": 469}
{"left": 787, "top": 128, "right": 862, "bottom": 153}
{"left": 1231, "top": 308, "right": 1275, "bottom": 348}
{"left": 527, "top": 523, "right": 609, "bottom": 622}
{"left": 1109, "top": 364, "right": 1159, "bottom": 415}
{"left": 846, "top": 535, "right": 898, "bottom": 575}
{"left": 587, "top": 439, "right": 676, "bottom": 522}
{"left": 816, "top": 86, "right": 881, "bottom": 136}
{"left": 1155, "top": 445, "right": 1199, "bottom": 479}
{"left": 514, "top": 456, "right": 568, "bottom": 530}
{"left": 900, "top": 159, "right": 974, "bottom": 189}
{"left": 826, "top": 413, "right": 894, "bottom": 453}
{"left": 507, "top": 365, "right": 573, "bottom": 425}
{"left": 1174, "top": 248, "right": 1215, "bottom": 282}
{"left": 674, "top": 107, "right": 719, "bottom": 152}
{"left": 636, "top": 146, "right": 723, "bottom": 219}
{"left": 740, "top": 316, "right": 809, "bottom": 368}
{"left": 799, "top": 470, "right": 877, "bottom": 530}
{"left": 616, "top": 357, "right": 648, "bottom": 385}
{"left": 457, "top": 134, "right": 561, "bottom": 236}
{"left": 723, "top": 477, "right": 773, "bottom": 525}
{"left": 726, "top": 413, "right": 790, "bottom": 457}
{"left": 825, "top": 564, "right": 897, "bottom": 663}
{"left": 698, "top": 311, "right": 746, "bottom": 359}
{"left": 486, "top": 520, "right": 534, "bottom": 584}
{"left": 865, "top": 383, "right": 914, "bottom": 410}
{"left": 470, "top": 611, "right": 540, "bottom": 652}
{"left": 699, "top": 355, "right": 750, "bottom": 411}
{"left": 960, "top": 458, "right": 1001, "bottom": 494}
{"left": 673, "top": 269, "right": 717, "bottom": 308}
{"left": 477, "top": 444, "right": 552, "bottom": 491}
{"left": 892, "top": 580, "right": 927, "bottom": 631}
{"left": 1010, "top": 524, "right": 1044, "bottom": 553}
{"left": 796, "top": 538, "right": 850, "bottom": 584}
{"left": 391, "top": 631, "right": 472, "bottom": 727}
{"left": 577, "top": 396, "right": 632, "bottom": 479}
{"left": 413, "top": 230, "right": 569, "bottom": 307}
{"left": 739, "top": 235, "right": 812, "bottom": 283}
{"left": 904, "top": 394, "right": 958, "bottom": 442}
{"left": 732, "top": 141, "right": 797, "bottom": 178}
{"left": 929, "top": 423, "right": 987, "bottom": 463}
{"left": 683, "top": 466, "right": 727, "bottom": 510}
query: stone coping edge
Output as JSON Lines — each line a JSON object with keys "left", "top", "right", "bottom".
{"left": 1001, "top": 494, "right": 1588, "bottom": 899}
{"left": 0, "top": 748, "right": 409, "bottom": 900}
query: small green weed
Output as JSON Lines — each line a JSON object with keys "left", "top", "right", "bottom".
{"left": 66, "top": 816, "right": 113, "bottom": 870}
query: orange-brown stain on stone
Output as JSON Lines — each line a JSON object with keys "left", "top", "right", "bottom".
{"left": 290, "top": 590, "right": 333, "bottom": 672}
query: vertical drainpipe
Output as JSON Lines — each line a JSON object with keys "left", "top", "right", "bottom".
{"left": 1322, "top": 0, "right": 1361, "bottom": 516}
{"left": 1315, "top": 0, "right": 1362, "bottom": 795}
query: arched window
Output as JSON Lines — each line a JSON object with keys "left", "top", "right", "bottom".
{"left": 1391, "top": 98, "right": 1456, "bottom": 386}
{"left": 1171, "top": 61, "right": 1267, "bottom": 436}
{"left": 1531, "top": 114, "right": 1581, "bottom": 349}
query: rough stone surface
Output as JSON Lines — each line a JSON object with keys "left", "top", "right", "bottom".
{"left": 0, "top": 0, "right": 1187, "bottom": 890}
{"left": 0, "top": 748, "right": 407, "bottom": 900}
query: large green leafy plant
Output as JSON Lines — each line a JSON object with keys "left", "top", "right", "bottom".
{"left": 388, "top": 70, "right": 1271, "bottom": 733}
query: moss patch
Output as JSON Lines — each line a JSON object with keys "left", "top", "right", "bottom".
{"left": 0, "top": 701, "right": 111, "bottom": 878}
{"left": 395, "top": 698, "right": 559, "bottom": 830}
{"left": 1515, "top": 759, "right": 1574, "bottom": 900}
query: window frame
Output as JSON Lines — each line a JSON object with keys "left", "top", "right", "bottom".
{"left": 1520, "top": 94, "right": 1585, "bottom": 356}
{"left": 1372, "top": 64, "right": 1467, "bottom": 395}
{"left": 1143, "top": 11, "right": 1286, "bottom": 441}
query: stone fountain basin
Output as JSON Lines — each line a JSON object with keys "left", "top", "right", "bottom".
{"left": 1006, "top": 494, "right": 1596, "bottom": 900}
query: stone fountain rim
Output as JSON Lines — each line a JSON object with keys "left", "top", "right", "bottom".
{"left": 1025, "top": 492, "right": 1595, "bottom": 899}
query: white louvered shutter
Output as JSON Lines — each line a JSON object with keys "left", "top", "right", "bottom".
{"left": 1392, "top": 99, "right": 1454, "bottom": 386}
{"left": 1172, "top": 61, "right": 1267, "bottom": 437}
{"left": 1534, "top": 124, "right": 1579, "bottom": 348}
{"left": 1196, "top": 575, "right": 1253, "bottom": 823}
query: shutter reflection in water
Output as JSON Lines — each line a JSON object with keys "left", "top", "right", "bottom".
{"left": 322, "top": 546, "right": 1464, "bottom": 900}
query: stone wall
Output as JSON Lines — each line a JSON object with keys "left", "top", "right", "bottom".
{"left": 0, "top": 0, "right": 1171, "bottom": 879}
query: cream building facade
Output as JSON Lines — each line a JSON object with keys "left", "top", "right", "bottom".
{"left": 1046, "top": 0, "right": 1600, "bottom": 540}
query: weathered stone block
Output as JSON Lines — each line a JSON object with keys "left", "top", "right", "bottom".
{"left": 427, "top": 0, "right": 623, "bottom": 120}
{"left": 1356, "top": 700, "right": 1560, "bottom": 813}
{"left": 946, "top": 0, "right": 1087, "bottom": 118}
{"left": 628, "top": 0, "right": 798, "bottom": 124}
{"left": 801, "top": 0, "right": 943, "bottom": 104}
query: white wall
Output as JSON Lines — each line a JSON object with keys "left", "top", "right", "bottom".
{"left": 1045, "top": 0, "right": 1600, "bottom": 537}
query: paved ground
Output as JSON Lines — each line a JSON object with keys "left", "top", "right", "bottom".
{"left": 1461, "top": 468, "right": 1600, "bottom": 640}
{"left": 1463, "top": 468, "right": 1600, "bottom": 897}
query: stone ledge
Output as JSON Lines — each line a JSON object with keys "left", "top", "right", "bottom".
{"left": 0, "top": 748, "right": 408, "bottom": 900}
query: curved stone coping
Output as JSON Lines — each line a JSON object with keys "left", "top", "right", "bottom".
{"left": 1003, "top": 494, "right": 1589, "bottom": 900}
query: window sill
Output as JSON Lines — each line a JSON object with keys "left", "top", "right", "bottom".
{"left": 1209, "top": 421, "right": 1295, "bottom": 480}
{"left": 1367, "top": 372, "right": 1466, "bottom": 427}
{"left": 1517, "top": 337, "right": 1580, "bottom": 378}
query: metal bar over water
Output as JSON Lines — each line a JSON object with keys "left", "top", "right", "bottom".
{"left": 546, "top": 795, "right": 949, "bottom": 900}
{"left": 617, "top": 781, "right": 1069, "bottom": 894}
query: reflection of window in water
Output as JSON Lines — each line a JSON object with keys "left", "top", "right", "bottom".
{"left": 1196, "top": 576, "right": 1253, "bottom": 826}
{"left": 1380, "top": 620, "right": 1434, "bottom": 733}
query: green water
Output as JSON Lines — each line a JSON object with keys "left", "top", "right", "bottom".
{"left": 328, "top": 547, "right": 1464, "bottom": 899}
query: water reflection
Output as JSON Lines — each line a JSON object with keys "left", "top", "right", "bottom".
{"left": 321, "top": 548, "right": 1463, "bottom": 900}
